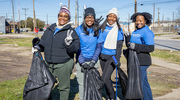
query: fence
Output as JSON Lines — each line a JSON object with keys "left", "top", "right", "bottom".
{"left": 151, "top": 26, "right": 176, "bottom": 34}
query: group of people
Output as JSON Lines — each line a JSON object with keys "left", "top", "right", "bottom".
{"left": 32, "top": 5, "right": 154, "bottom": 100}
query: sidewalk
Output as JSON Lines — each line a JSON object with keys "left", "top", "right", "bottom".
{"left": 0, "top": 33, "right": 34, "bottom": 39}
{"left": 152, "top": 57, "right": 180, "bottom": 100}
{"left": 152, "top": 57, "right": 180, "bottom": 71}
{"left": 154, "top": 34, "right": 180, "bottom": 41}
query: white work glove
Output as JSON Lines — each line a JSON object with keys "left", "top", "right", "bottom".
{"left": 64, "top": 30, "right": 73, "bottom": 46}
{"left": 127, "top": 42, "right": 135, "bottom": 50}
{"left": 124, "top": 29, "right": 130, "bottom": 37}
{"left": 32, "top": 45, "right": 40, "bottom": 53}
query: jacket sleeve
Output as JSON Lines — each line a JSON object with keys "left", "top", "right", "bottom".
{"left": 78, "top": 50, "right": 85, "bottom": 65}
{"left": 124, "top": 35, "right": 131, "bottom": 47}
{"left": 65, "top": 29, "right": 80, "bottom": 55}
{"left": 92, "top": 42, "right": 103, "bottom": 62}
{"left": 115, "top": 40, "right": 123, "bottom": 61}
{"left": 38, "top": 30, "right": 48, "bottom": 52}
{"left": 134, "top": 44, "right": 154, "bottom": 53}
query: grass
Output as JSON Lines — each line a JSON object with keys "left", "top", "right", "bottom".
{"left": 149, "top": 79, "right": 178, "bottom": 97}
{"left": 0, "top": 37, "right": 34, "bottom": 47}
{"left": 154, "top": 33, "right": 176, "bottom": 36}
{"left": 151, "top": 49, "right": 180, "bottom": 65}
{"left": 0, "top": 76, "right": 27, "bottom": 100}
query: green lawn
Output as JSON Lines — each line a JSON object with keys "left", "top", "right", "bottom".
{"left": 0, "top": 77, "right": 27, "bottom": 100}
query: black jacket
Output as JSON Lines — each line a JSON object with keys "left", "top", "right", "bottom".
{"left": 39, "top": 23, "right": 80, "bottom": 64}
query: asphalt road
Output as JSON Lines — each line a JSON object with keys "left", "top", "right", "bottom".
{"left": 155, "top": 39, "right": 180, "bottom": 51}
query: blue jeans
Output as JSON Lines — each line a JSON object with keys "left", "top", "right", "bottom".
{"left": 139, "top": 66, "right": 153, "bottom": 100}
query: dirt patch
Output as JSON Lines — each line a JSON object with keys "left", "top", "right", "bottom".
{"left": 0, "top": 44, "right": 32, "bottom": 82}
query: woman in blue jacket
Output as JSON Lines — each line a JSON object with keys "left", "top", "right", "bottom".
{"left": 99, "top": 8, "right": 124, "bottom": 100}
{"left": 75, "top": 7, "right": 104, "bottom": 100}
{"left": 125, "top": 12, "right": 154, "bottom": 100}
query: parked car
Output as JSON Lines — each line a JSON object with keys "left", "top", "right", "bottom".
{"left": 177, "top": 29, "right": 180, "bottom": 35}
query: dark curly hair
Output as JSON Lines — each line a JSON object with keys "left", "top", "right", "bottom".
{"left": 130, "top": 12, "right": 152, "bottom": 26}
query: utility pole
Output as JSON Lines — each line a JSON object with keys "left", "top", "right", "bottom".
{"left": 173, "top": 12, "right": 175, "bottom": 23}
{"left": 153, "top": 3, "right": 155, "bottom": 27}
{"left": 134, "top": 0, "right": 137, "bottom": 30}
{"left": 68, "top": 0, "right": 70, "bottom": 9}
{"left": 11, "top": 0, "right": 15, "bottom": 33}
{"left": 75, "top": 1, "right": 77, "bottom": 28}
{"left": 162, "top": 14, "right": 164, "bottom": 27}
{"left": 83, "top": 5, "right": 86, "bottom": 22}
{"left": 22, "top": 8, "right": 28, "bottom": 31}
{"left": 18, "top": 2, "right": 21, "bottom": 32}
{"left": 33, "top": 0, "right": 36, "bottom": 34}
{"left": 135, "top": 0, "right": 137, "bottom": 13}
{"left": 128, "top": 13, "right": 130, "bottom": 31}
{"left": 47, "top": 14, "right": 48, "bottom": 27}
{"left": 77, "top": 0, "right": 79, "bottom": 26}
{"left": 173, "top": 12, "right": 175, "bottom": 33}
{"left": 158, "top": 8, "right": 160, "bottom": 27}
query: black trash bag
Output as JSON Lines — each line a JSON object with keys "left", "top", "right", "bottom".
{"left": 83, "top": 68, "right": 103, "bottom": 100}
{"left": 123, "top": 49, "right": 143, "bottom": 99}
{"left": 23, "top": 51, "right": 56, "bottom": 100}
{"left": 117, "top": 67, "right": 127, "bottom": 97}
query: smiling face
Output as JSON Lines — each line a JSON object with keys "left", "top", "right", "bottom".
{"left": 58, "top": 12, "right": 69, "bottom": 26}
{"left": 107, "top": 13, "right": 117, "bottom": 25}
{"left": 85, "top": 15, "right": 94, "bottom": 28}
{"left": 135, "top": 15, "right": 146, "bottom": 29}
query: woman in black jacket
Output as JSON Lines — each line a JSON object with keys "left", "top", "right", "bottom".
{"left": 125, "top": 12, "right": 154, "bottom": 100}
{"left": 32, "top": 5, "right": 80, "bottom": 100}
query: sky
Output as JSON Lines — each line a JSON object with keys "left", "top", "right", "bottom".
{"left": 0, "top": 0, "right": 180, "bottom": 26}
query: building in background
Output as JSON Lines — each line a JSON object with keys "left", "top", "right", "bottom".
{"left": 0, "top": 16, "right": 6, "bottom": 33}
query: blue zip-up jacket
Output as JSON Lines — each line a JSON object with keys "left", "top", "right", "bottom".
{"left": 130, "top": 26, "right": 154, "bottom": 65}
{"left": 75, "top": 24, "right": 104, "bottom": 64}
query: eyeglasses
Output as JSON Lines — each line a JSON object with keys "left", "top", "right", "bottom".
{"left": 59, "top": 15, "right": 69, "bottom": 19}
{"left": 85, "top": 16, "right": 94, "bottom": 20}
